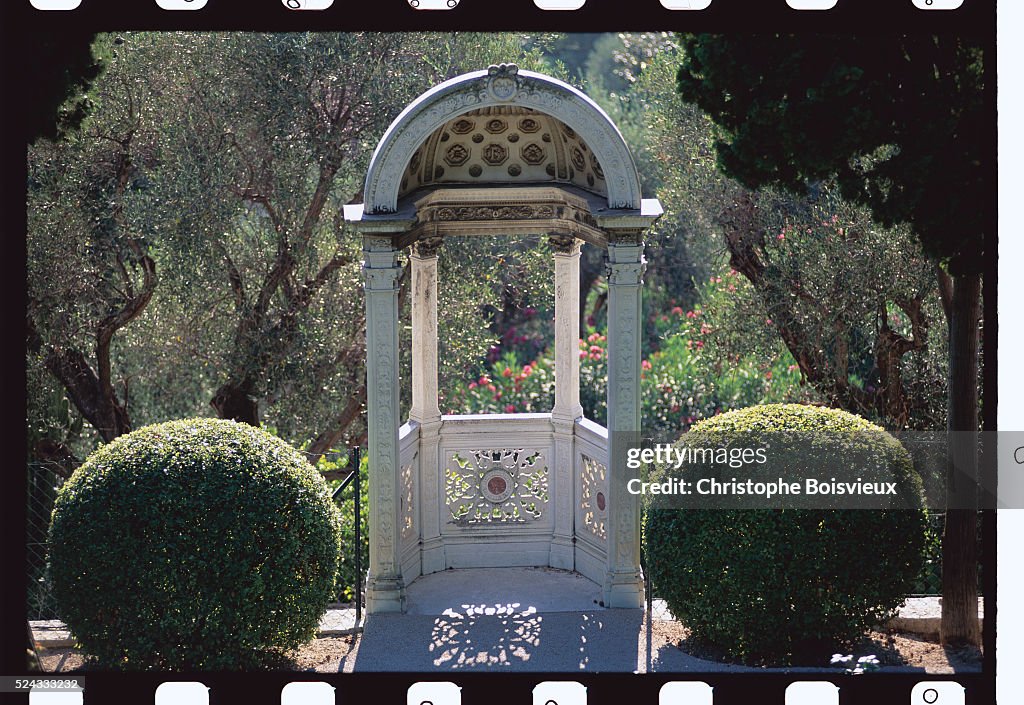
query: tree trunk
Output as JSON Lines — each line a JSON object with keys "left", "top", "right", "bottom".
{"left": 43, "top": 346, "right": 131, "bottom": 443}
{"left": 939, "top": 271, "right": 982, "bottom": 646}
{"left": 305, "top": 382, "right": 367, "bottom": 465}
{"left": 211, "top": 383, "right": 260, "bottom": 426}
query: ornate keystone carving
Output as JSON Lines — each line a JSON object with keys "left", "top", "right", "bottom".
{"left": 432, "top": 204, "right": 557, "bottom": 221}
{"left": 486, "top": 63, "right": 520, "bottom": 102}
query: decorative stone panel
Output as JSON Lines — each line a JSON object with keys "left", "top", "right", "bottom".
{"left": 444, "top": 144, "right": 470, "bottom": 166}
{"left": 580, "top": 454, "right": 608, "bottom": 541}
{"left": 482, "top": 143, "right": 509, "bottom": 165}
{"left": 401, "top": 458, "right": 416, "bottom": 543}
{"left": 445, "top": 448, "right": 550, "bottom": 525}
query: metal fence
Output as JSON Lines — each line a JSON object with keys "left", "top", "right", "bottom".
{"left": 27, "top": 462, "right": 65, "bottom": 621}
{"left": 330, "top": 447, "right": 364, "bottom": 622}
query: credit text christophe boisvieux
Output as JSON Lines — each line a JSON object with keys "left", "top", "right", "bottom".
{"left": 625, "top": 444, "right": 898, "bottom": 498}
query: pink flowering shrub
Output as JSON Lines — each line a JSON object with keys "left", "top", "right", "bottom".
{"left": 444, "top": 352, "right": 555, "bottom": 414}
{"left": 444, "top": 272, "right": 812, "bottom": 438}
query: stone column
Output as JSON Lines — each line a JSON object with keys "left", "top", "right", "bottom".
{"left": 410, "top": 237, "right": 445, "bottom": 575}
{"left": 363, "top": 235, "right": 406, "bottom": 614}
{"left": 551, "top": 235, "right": 584, "bottom": 423}
{"left": 549, "top": 234, "right": 583, "bottom": 570}
{"left": 603, "top": 236, "right": 646, "bottom": 608}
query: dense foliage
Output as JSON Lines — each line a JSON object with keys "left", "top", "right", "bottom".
{"left": 674, "top": 31, "right": 985, "bottom": 645}
{"left": 445, "top": 276, "right": 808, "bottom": 441}
{"left": 48, "top": 419, "right": 342, "bottom": 669}
{"left": 27, "top": 32, "right": 564, "bottom": 468}
{"left": 644, "top": 404, "right": 927, "bottom": 665}
{"left": 676, "top": 34, "right": 987, "bottom": 275}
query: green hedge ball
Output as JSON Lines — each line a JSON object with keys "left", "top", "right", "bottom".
{"left": 48, "top": 418, "right": 342, "bottom": 670}
{"left": 643, "top": 403, "right": 928, "bottom": 665}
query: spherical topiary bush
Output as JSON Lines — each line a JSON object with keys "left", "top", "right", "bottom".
{"left": 643, "top": 404, "right": 927, "bottom": 665}
{"left": 48, "top": 418, "right": 342, "bottom": 670}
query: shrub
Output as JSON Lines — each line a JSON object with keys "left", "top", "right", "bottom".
{"left": 644, "top": 403, "right": 927, "bottom": 665}
{"left": 48, "top": 418, "right": 342, "bottom": 670}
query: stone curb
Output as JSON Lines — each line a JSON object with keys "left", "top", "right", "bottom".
{"left": 882, "top": 597, "right": 984, "bottom": 640}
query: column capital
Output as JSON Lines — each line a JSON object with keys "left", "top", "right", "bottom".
{"left": 364, "top": 264, "right": 403, "bottom": 291}
{"left": 363, "top": 234, "right": 398, "bottom": 253}
{"left": 606, "top": 228, "right": 645, "bottom": 247}
{"left": 605, "top": 257, "right": 647, "bottom": 287}
{"left": 363, "top": 236, "right": 403, "bottom": 291}
{"left": 411, "top": 236, "right": 444, "bottom": 259}
{"left": 549, "top": 233, "right": 582, "bottom": 256}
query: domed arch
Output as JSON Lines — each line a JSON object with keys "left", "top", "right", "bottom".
{"left": 363, "top": 64, "right": 643, "bottom": 214}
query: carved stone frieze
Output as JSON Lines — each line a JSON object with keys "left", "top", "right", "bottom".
{"left": 607, "top": 229, "right": 644, "bottom": 246}
{"left": 432, "top": 204, "right": 557, "bottom": 222}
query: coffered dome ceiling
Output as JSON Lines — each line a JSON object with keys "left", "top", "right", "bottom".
{"left": 398, "top": 106, "right": 608, "bottom": 201}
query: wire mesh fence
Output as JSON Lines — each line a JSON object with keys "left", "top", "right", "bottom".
{"left": 27, "top": 462, "right": 65, "bottom": 621}
{"left": 912, "top": 511, "right": 985, "bottom": 597}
